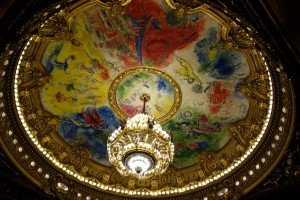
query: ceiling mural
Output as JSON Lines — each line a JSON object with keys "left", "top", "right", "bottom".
{"left": 0, "top": 0, "right": 295, "bottom": 199}
{"left": 40, "top": 0, "right": 249, "bottom": 169}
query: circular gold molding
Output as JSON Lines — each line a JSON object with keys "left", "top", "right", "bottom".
{"left": 108, "top": 66, "right": 182, "bottom": 124}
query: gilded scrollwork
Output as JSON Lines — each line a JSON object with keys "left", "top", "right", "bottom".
{"left": 18, "top": 72, "right": 52, "bottom": 90}
{"left": 62, "top": 147, "right": 90, "bottom": 172}
{"left": 159, "top": 171, "right": 177, "bottom": 187}
{"left": 95, "top": 0, "right": 132, "bottom": 17}
{"left": 228, "top": 123, "right": 250, "bottom": 147}
{"left": 166, "top": 0, "right": 209, "bottom": 19}
{"left": 221, "top": 23, "right": 256, "bottom": 51}
{"left": 38, "top": 11, "right": 81, "bottom": 46}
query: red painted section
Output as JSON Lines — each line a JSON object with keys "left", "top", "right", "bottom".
{"left": 95, "top": 61, "right": 110, "bottom": 80}
{"left": 82, "top": 108, "right": 104, "bottom": 128}
{"left": 175, "top": 141, "right": 185, "bottom": 152}
{"left": 209, "top": 105, "right": 220, "bottom": 114}
{"left": 209, "top": 81, "right": 230, "bottom": 104}
{"left": 119, "top": 102, "right": 142, "bottom": 117}
{"left": 123, "top": 0, "right": 205, "bottom": 67}
{"left": 55, "top": 92, "right": 64, "bottom": 102}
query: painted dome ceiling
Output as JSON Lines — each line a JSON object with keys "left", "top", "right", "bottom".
{"left": 0, "top": 0, "right": 296, "bottom": 199}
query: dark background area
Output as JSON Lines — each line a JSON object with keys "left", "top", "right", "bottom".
{"left": 0, "top": 0, "right": 299, "bottom": 199}
{"left": 0, "top": 0, "right": 14, "bottom": 18}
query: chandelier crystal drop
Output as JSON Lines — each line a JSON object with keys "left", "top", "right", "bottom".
{"left": 107, "top": 94, "right": 174, "bottom": 179}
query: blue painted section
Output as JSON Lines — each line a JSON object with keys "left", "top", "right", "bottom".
{"left": 156, "top": 77, "right": 173, "bottom": 93}
{"left": 44, "top": 44, "right": 63, "bottom": 73}
{"left": 132, "top": 17, "right": 150, "bottom": 63}
{"left": 194, "top": 27, "right": 244, "bottom": 79}
{"left": 43, "top": 43, "right": 75, "bottom": 74}
{"left": 58, "top": 106, "right": 120, "bottom": 165}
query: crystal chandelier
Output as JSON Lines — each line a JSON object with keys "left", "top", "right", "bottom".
{"left": 107, "top": 93, "right": 174, "bottom": 179}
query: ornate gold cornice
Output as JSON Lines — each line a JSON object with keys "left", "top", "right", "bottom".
{"left": 0, "top": 0, "right": 296, "bottom": 199}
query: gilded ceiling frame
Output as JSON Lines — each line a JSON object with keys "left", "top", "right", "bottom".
{"left": 0, "top": 0, "right": 295, "bottom": 199}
